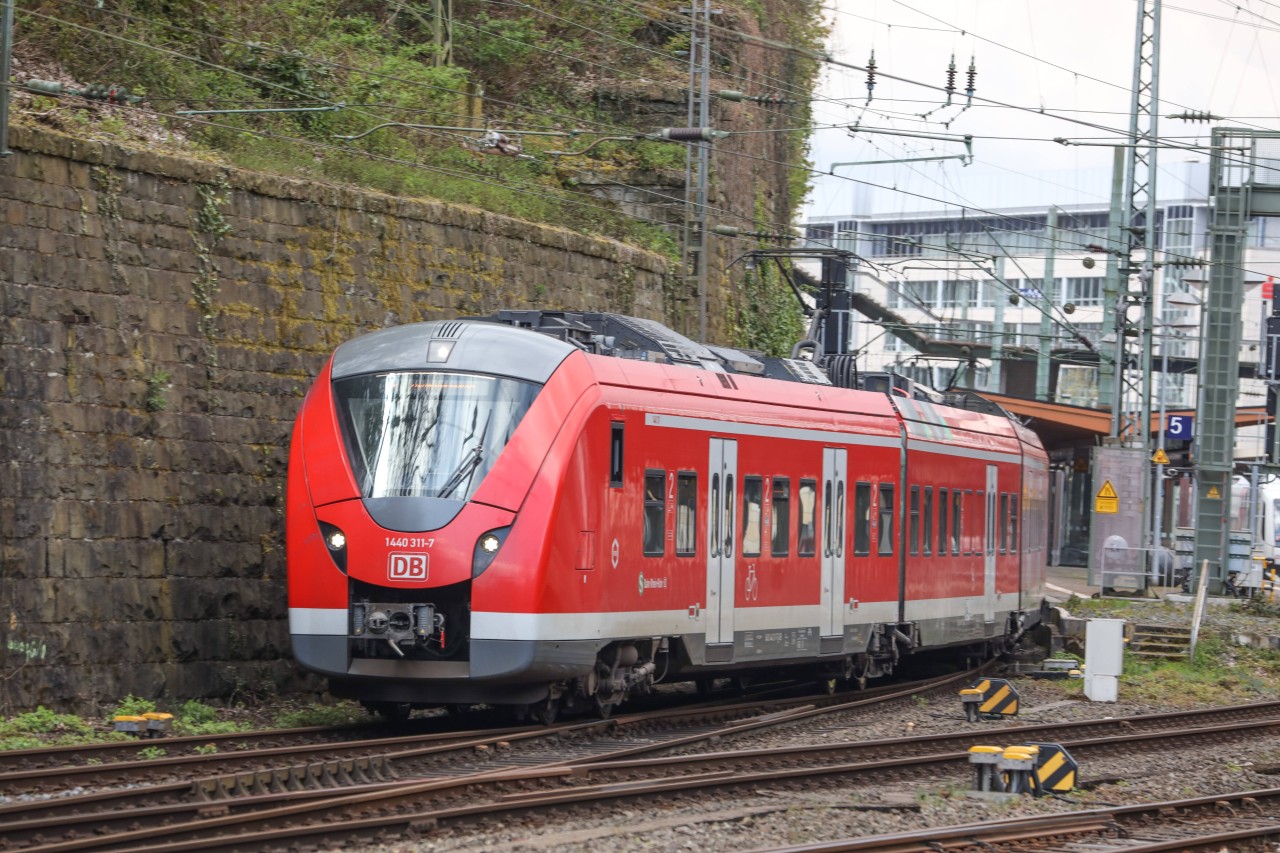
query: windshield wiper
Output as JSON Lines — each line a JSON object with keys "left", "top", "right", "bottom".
{"left": 435, "top": 412, "right": 492, "bottom": 499}
{"left": 436, "top": 444, "right": 483, "bottom": 499}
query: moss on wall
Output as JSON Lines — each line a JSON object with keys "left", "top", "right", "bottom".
{"left": 0, "top": 125, "right": 670, "bottom": 713}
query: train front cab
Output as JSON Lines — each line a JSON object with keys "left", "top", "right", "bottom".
{"left": 288, "top": 321, "right": 614, "bottom": 706}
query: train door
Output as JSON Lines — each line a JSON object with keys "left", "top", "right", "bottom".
{"left": 821, "top": 447, "right": 848, "bottom": 638}
{"left": 706, "top": 438, "right": 738, "bottom": 647}
{"left": 984, "top": 465, "right": 997, "bottom": 622}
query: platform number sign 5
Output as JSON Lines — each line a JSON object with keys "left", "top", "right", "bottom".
{"left": 1165, "top": 415, "right": 1194, "bottom": 441}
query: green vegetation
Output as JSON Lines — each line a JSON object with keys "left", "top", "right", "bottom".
{"left": 1049, "top": 595, "right": 1280, "bottom": 706}
{"left": 108, "top": 694, "right": 157, "bottom": 719}
{"left": 272, "top": 700, "right": 366, "bottom": 728}
{"left": 144, "top": 370, "right": 171, "bottom": 412}
{"left": 13, "top": 0, "right": 825, "bottom": 350}
{"left": 0, "top": 696, "right": 360, "bottom": 751}
{"left": 0, "top": 706, "right": 94, "bottom": 750}
{"left": 173, "top": 700, "right": 251, "bottom": 736}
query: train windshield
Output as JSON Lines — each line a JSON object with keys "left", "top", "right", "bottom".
{"left": 334, "top": 371, "right": 541, "bottom": 501}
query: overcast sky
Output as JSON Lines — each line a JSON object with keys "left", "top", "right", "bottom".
{"left": 803, "top": 0, "right": 1280, "bottom": 219}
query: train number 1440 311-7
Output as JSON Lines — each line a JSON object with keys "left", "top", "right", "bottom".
{"left": 385, "top": 537, "right": 435, "bottom": 548}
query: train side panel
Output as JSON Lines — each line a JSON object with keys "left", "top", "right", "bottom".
{"left": 288, "top": 318, "right": 1050, "bottom": 711}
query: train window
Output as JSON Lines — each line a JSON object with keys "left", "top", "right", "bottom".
{"left": 909, "top": 486, "right": 921, "bottom": 556}
{"left": 723, "top": 474, "right": 736, "bottom": 558}
{"left": 969, "top": 490, "right": 980, "bottom": 556}
{"left": 1009, "top": 495, "right": 1019, "bottom": 551}
{"left": 710, "top": 474, "right": 721, "bottom": 558}
{"left": 643, "top": 470, "right": 665, "bottom": 556}
{"left": 610, "top": 423, "right": 624, "bottom": 487}
{"left": 836, "top": 480, "right": 845, "bottom": 558}
{"left": 335, "top": 371, "right": 539, "bottom": 503}
{"left": 951, "top": 490, "right": 963, "bottom": 555}
{"left": 727, "top": 471, "right": 737, "bottom": 558}
{"left": 999, "top": 493, "right": 1009, "bottom": 554}
{"left": 922, "top": 487, "right": 933, "bottom": 556}
{"left": 676, "top": 472, "right": 697, "bottom": 556}
{"left": 798, "top": 479, "right": 817, "bottom": 556}
{"left": 743, "top": 476, "right": 763, "bottom": 556}
{"left": 822, "top": 479, "right": 833, "bottom": 557}
{"left": 853, "top": 482, "right": 871, "bottom": 555}
{"left": 937, "top": 488, "right": 948, "bottom": 556}
{"left": 771, "top": 478, "right": 791, "bottom": 556}
{"left": 878, "top": 484, "right": 895, "bottom": 555}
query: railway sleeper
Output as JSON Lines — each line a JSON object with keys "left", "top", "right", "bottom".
{"left": 193, "top": 755, "right": 393, "bottom": 800}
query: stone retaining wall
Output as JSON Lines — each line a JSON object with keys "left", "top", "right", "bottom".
{"left": 0, "top": 124, "right": 670, "bottom": 713}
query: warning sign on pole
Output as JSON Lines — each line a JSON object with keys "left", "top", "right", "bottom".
{"left": 1152, "top": 448, "right": 1170, "bottom": 465}
{"left": 1206, "top": 485, "right": 1221, "bottom": 499}
{"left": 1095, "top": 480, "right": 1119, "bottom": 514}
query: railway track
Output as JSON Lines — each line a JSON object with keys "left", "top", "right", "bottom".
{"left": 0, "top": 669, "right": 974, "bottom": 800}
{"left": 7, "top": 674, "right": 1280, "bottom": 852}
{"left": 745, "top": 787, "right": 1280, "bottom": 852}
{"left": 0, "top": 669, "right": 979, "bottom": 851}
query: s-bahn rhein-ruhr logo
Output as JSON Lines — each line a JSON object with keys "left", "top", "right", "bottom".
{"left": 389, "top": 553, "right": 429, "bottom": 581}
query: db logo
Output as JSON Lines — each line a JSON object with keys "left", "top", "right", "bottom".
{"left": 388, "top": 553, "right": 429, "bottom": 581}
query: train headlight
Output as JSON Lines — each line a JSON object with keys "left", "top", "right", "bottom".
{"left": 472, "top": 526, "right": 511, "bottom": 578}
{"left": 318, "top": 521, "right": 349, "bottom": 573}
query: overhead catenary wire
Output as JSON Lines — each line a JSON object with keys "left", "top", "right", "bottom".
{"left": 21, "top": 2, "right": 1280, "bottom": 289}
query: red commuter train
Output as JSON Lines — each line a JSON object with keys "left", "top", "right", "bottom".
{"left": 287, "top": 311, "right": 1048, "bottom": 720}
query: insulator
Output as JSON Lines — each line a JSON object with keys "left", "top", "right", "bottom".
{"left": 716, "top": 90, "right": 744, "bottom": 101}
{"left": 966, "top": 56, "right": 977, "bottom": 96}
{"left": 946, "top": 54, "right": 957, "bottom": 96}
{"left": 658, "top": 127, "right": 724, "bottom": 142}
{"left": 866, "top": 50, "right": 877, "bottom": 94}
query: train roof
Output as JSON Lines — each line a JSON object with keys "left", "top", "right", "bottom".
{"left": 330, "top": 312, "right": 1036, "bottom": 450}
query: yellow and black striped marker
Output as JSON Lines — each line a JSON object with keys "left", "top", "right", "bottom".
{"left": 1025, "top": 741, "right": 1078, "bottom": 795}
{"left": 960, "top": 678, "right": 1020, "bottom": 721}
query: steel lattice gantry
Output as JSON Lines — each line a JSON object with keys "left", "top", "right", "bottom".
{"left": 1193, "top": 129, "right": 1280, "bottom": 589}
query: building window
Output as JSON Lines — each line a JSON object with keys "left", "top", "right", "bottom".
{"left": 676, "top": 472, "right": 697, "bottom": 556}
{"left": 771, "top": 478, "right": 790, "bottom": 556}
{"left": 643, "top": 470, "right": 665, "bottom": 556}
{"left": 941, "top": 279, "right": 977, "bottom": 308}
{"left": 1065, "top": 277, "right": 1103, "bottom": 307}
{"left": 805, "top": 223, "right": 835, "bottom": 247}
